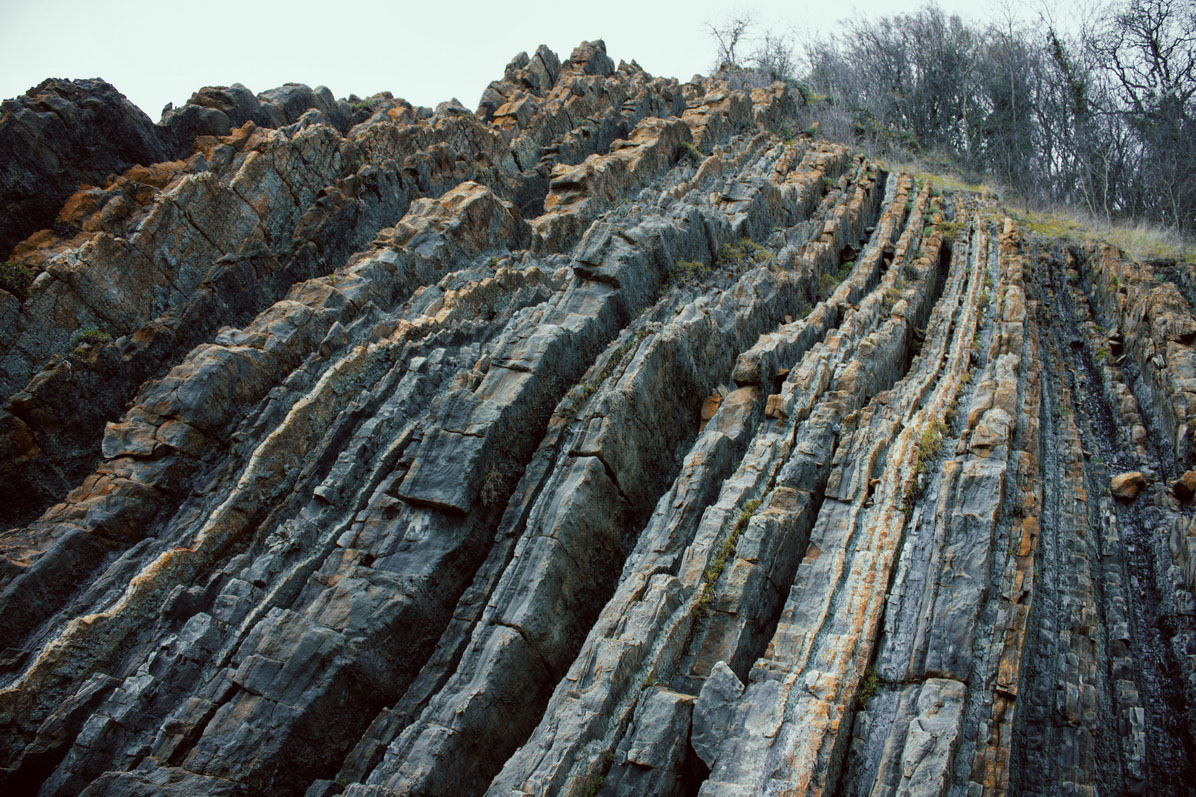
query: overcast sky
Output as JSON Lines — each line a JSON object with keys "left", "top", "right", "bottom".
{"left": 1, "top": 0, "right": 1062, "bottom": 122}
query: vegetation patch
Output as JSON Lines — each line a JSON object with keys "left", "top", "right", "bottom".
{"left": 717, "top": 237, "right": 775, "bottom": 269}
{"left": 817, "top": 258, "right": 856, "bottom": 301}
{"left": 915, "top": 171, "right": 990, "bottom": 197}
{"left": 916, "top": 421, "right": 948, "bottom": 474}
{"left": 817, "top": 271, "right": 838, "bottom": 298}
{"left": 901, "top": 419, "right": 949, "bottom": 516}
{"left": 668, "top": 238, "right": 776, "bottom": 289}
{"left": 680, "top": 140, "right": 705, "bottom": 162}
{"left": 0, "top": 261, "right": 33, "bottom": 301}
{"left": 670, "top": 259, "right": 712, "bottom": 286}
{"left": 1017, "top": 208, "right": 1196, "bottom": 267}
{"left": 856, "top": 666, "right": 880, "bottom": 709}
{"left": 937, "top": 219, "right": 966, "bottom": 241}
{"left": 697, "top": 498, "right": 761, "bottom": 617}
{"left": 71, "top": 325, "right": 112, "bottom": 350}
{"left": 769, "top": 120, "right": 800, "bottom": 145}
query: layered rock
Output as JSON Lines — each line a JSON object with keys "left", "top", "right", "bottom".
{"left": 1, "top": 40, "right": 1194, "bottom": 797}
{"left": 0, "top": 77, "right": 361, "bottom": 261}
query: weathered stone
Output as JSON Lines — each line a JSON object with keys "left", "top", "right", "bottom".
{"left": 691, "top": 661, "right": 745, "bottom": 768}
{"left": 764, "top": 392, "right": 787, "bottom": 419}
{"left": 1172, "top": 470, "right": 1196, "bottom": 500}
{"left": 1111, "top": 471, "right": 1146, "bottom": 500}
{"left": 895, "top": 679, "right": 967, "bottom": 795}
{"left": 0, "top": 78, "right": 168, "bottom": 257}
{"left": 622, "top": 687, "right": 694, "bottom": 771}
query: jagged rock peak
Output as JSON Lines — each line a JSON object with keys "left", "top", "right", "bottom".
{"left": 0, "top": 76, "right": 374, "bottom": 260}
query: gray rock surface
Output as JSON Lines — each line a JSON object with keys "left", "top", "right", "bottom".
{"left": 692, "top": 662, "right": 745, "bottom": 768}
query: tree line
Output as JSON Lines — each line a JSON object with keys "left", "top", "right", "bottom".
{"left": 711, "top": 0, "right": 1196, "bottom": 237}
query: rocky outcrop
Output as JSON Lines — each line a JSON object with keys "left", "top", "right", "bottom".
{"left": 0, "top": 78, "right": 364, "bottom": 261}
{"left": 0, "top": 79, "right": 167, "bottom": 258}
{"left": 1, "top": 40, "right": 1195, "bottom": 796}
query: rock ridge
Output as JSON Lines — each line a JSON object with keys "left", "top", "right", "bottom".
{"left": 0, "top": 39, "right": 1194, "bottom": 796}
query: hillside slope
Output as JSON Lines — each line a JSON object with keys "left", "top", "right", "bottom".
{"left": 1, "top": 41, "right": 1195, "bottom": 795}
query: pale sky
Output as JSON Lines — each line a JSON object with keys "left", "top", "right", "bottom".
{"left": 0, "top": 0, "right": 1064, "bottom": 121}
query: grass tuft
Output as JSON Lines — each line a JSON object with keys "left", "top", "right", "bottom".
{"left": 696, "top": 498, "right": 762, "bottom": 617}
{"left": 71, "top": 325, "right": 112, "bottom": 350}
{"left": 901, "top": 419, "right": 949, "bottom": 516}
{"left": 856, "top": 666, "right": 880, "bottom": 709}
{"left": 0, "top": 261, "right": 33, "bottom": 301}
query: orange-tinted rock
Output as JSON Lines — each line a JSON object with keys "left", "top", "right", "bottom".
{"left": 1111, "top": 471, "right": 1146, "bottom": 500}
{"left": 1172, "top": 470, "right": 1196, "bottom": 500}
{"left": 765, "top": 393, "right": 787, "bottom": 419}
{"left": 700, "top": 393, "right": 723, "bottom": 424}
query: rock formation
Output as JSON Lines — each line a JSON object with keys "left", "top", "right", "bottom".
{"left": 1, "top": 40, "right": 1195, "bottom": 795}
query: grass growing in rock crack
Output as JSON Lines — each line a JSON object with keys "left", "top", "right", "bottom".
{"left": 916, "top": 421, "right": 948, "bottom": 473}
{"left": 479, "top": 467, "right": 505, "bottom": 508}
{"left": 882, "top": 279, "right": 907, "bottom": 315}
{"left": 978, "top": 283, "right": 991, "bottom": 314}
{"left": 581, "top": 751, "right": 616, "bottom": 797}
{"left": 716, "top": 238, "right": 774, "bottom": 270}
{"left": 856, "top": 666, "right": 880, "bottom": 709}
{"left": 818, "top": 259, "right": 855, "bottom": 300}
{"left": 669, "top": 238, "right": 775, "bottom": 288}
{"left": 670, "top": 259, "right": 712, "bottom": 286}
{"left": 70, "top": 325, "right": 112, "bottom": 352}
{"left": 901, "top": 420, "right": 949, "bottom": 517}
{"left": 937, "top": 219, "right": 966, "bottom": 241}
{"left": 817, "top": 272, "right": 838, "bottom": 298}
{"left": 696, "top": 499, "right": 761, "bottom": 617}
{"left": 560, "top": 327, "right": 650, "bottom": 419}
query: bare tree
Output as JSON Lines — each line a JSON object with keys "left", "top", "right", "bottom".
{"left": 752, "top": 32, "right": 797, "bottom": 84}
{"left": 718, "top": 0, "right": 1194, "bottom": 234}
{"left": 1096, "top": 0, "right": 1196, "bottom": 229}
{"left": 707, "top": 14, "right": 797, "bottom": 88}
{"left": 707, "top": 15, "right": 753, "bottom": 71}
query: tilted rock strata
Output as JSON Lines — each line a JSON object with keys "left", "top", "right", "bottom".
{"left": 0, "top": 42, "right": 682, "bottom": 528}
{"left": 0, "top": 77, "right": 360, "bottom": 261}
{"left": 1, "top": 40, "right": 1195, "bottom": 796}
